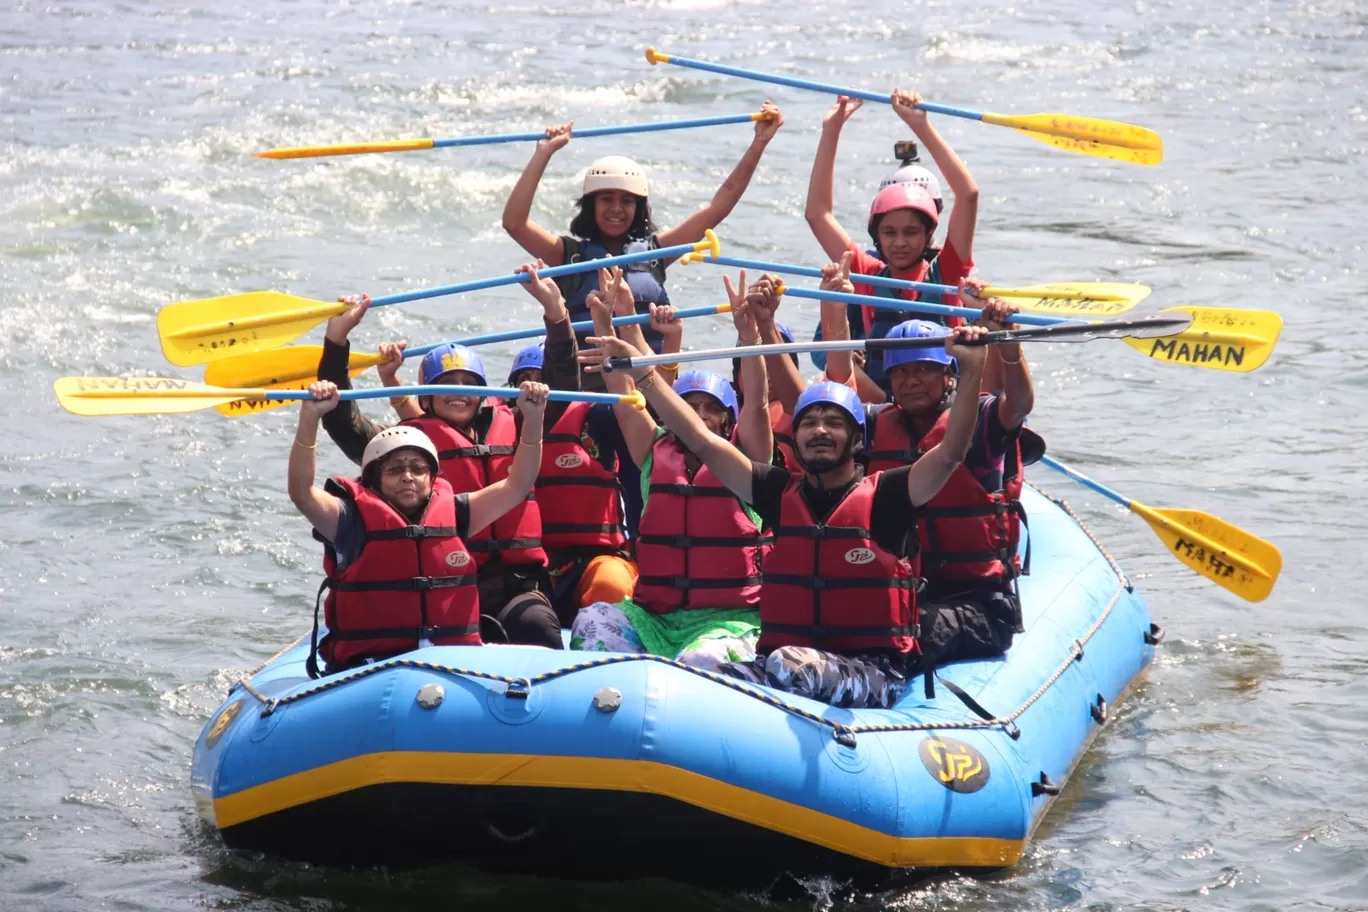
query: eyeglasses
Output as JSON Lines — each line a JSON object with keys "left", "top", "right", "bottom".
{"left": 381, "top": 461, "right": 432, "bottom": 479}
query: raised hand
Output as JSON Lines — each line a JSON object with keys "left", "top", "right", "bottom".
{"left": 516, "top": 260, "right": 563, "bottom": 313}
{"left": 822, "top": 95, "right": 864, "bottom": 129}
{"left": 515, "top": 381, "right": 549, "bottom": 423}
{"left": 945, "top": 325, "right": 989, "bottom": 374}
{"left": 819, "top": 251, "right": 855, "bottom": 296}
{"left": 376, "top": 341, "right": 408, "bottom": 386}
{"left": 537, "top": 122, "right": 573, "bottom": 155}
{"left": 302, "top": 380, "right": 341, "bottom": 418}
{"left": 581, "top": 335, "right": 652, "bottom": 382}
{"left": 891, "top": 88, "right": 928, "bottom": 130}
{"left": 649, "top": 303, "right": 683, "bottom": 343}
{"left": 326, "top": 293, "right": 371, "bottom": 343}
{"left": 753, "top": 100, "right": 784, "bottom": 144}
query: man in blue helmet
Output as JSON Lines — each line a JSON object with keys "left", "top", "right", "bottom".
{"left": 822, "top": 262, "right": 1039, "bottom": 672}
{"left": 507, "top": 342, "right": 545, "bottom": 387}
{"left": 579, "top": 318, "right": 990, "bottom": 709}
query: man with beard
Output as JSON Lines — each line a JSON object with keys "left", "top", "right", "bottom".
{"left": 578, "top": 321, "right": 988, "bottom": 709}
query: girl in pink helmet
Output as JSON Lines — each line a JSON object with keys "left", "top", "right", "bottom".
{"left": 804, "top": 90, "right": 980, "bottom": 397}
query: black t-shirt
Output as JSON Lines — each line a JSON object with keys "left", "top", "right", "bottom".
{"left": 748, "top": 463, "right": 918, "bottom": 559}
{"left": 326, "top": 491, "right": 472, "bottom": 572}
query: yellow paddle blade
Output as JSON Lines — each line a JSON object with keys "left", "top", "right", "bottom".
{"left": 55, "top": 377, "right": 263, "bottom": 417}
{"left": 982, "top": 111, "right": 1163, "bottom": 165}
{"left": 1132, "top": 503, "right": 1282, "bottom": 602}
{"left": 203, "top": 346, "right": 383, "bottom": 417}
{"left": 990, "top": 282, "right": 1151, "bottom": 317}
{"left": 157, "top": 292, "right": 346, "bottom": 368}
{"left": 1123, "top": 306, "right": 1282, "bottom": 372}
{"left": 256, "top": 138, "right": 436, "bottom": 160}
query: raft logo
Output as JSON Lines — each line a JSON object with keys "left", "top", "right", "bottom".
{"left": 844, "top": 548, "right": 876, "bottom": 565}
{"left": 918, "top": 736, "right": 990, "bottom": 793}
{"left": 205, "top": 701, "right": 243, "bottom": 751}
{"left": 555, "top": 453, "right": 585, "bottom": 469}
{"left": 445, "top": 550, "right": 471, "bottom": 568}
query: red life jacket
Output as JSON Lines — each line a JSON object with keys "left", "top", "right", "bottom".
{"left": 635, "top": 434, "right": 769, "bottom": 612}
{"left": 769, "top": 401, "right": 798, "bottom": 471}
{"left": 403, "top": 406, "right": 547, "bottom": 569}
{"left": 533, "top": 401, "right": 627, "bottom": 552}
{"left": 319, "top": 476, "right": 481, "bottom": 670}
{"left": 865, "top": 403, "right": 1024, "bottom": 584}
{"left": 758, "top": 473, "right": 919, "bottom": 654}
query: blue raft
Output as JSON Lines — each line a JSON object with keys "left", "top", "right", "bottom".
{"left": 191, "top": 485, "right": 1158, "bottom": 885}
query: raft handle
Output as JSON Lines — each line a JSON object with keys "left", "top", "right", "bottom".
{"left": 1004, "top": 720, "right": 1021, "bottom": 741}
{"left": 503, "top": 679, "right": 532, "bottom": 701}
{"left": 833, "top": 728, "right": 858, "bottom": 748}
{"left": 1090, "top": 694, "right": 1108, "bottom": 726}
{"left": 1031, "top": 772, "right": 1061, "bottom": 797}
{"left": 1144, "top": 622, "right": 1165, "bottom": 645}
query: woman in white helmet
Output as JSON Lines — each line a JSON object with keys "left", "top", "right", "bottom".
{"left": 501, "top": 101, "right": 785, "bottom": 342}
{"left": 289, "top": 379, "right": 558, "bottom": 673}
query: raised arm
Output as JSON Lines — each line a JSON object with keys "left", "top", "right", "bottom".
{"left": 816, "top": 253, "right": 857, "bottom": 386}
{"left": 319, "top": 293, "right": 388, "bottom": 463}
{"left": 747, "top": 274, "right": 806, "bottom": 413}
{"left": 804, "top": 96, "right": 863, "bottom": 261}
{"left": 587, "top": 275, "right": 657, "bottom": 468}
{"left": 892, "top": 90, "right": 979, "bottom": 263}
{"left": 466, "top": 383, "right": 547, "bottom": 535}
{"left": 648, "top": 302, "right": 683, "bottom": 387}
{"left": 375, "top": 341, "right": 424, "bottom": 420}
{"left": 905, "top": 326, "right": 988, "bottom": 506}
{"left": 724, "top": 272, "right": 773, "bottom": 461}
{"left": 656, "top": 102, "right": 783, "bottom": 257}
{"left": 288, "top": 382, "right": 346, "bottom": 542}
{"left": 964, "top": 281, "right": 1034, "bottom": 430}
{"left": 501, "top": 123, "right": 574, "bottom": 265}
{"left": 581, "top": 340, "right": 755, "bottom": 502}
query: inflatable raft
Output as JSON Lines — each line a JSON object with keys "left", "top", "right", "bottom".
{"left": 191, "top": 484, "right": 1160, "bottom": 886}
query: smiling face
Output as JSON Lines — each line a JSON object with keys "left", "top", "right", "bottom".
{"left": 794, "top": 404, "right": 858, "bottom": 472}
{"left": 888, "top": 361, "right": 954, "bottom": 417}
{"left": 424, "top": 369, "right": 485, "bottom": 426}
{"left": 682, "top": 392, "right": 731, "bottom": 438}
{"left": 875, "top": 209, "right": 932, "bottom": 271}
{"left": 377, "top": 448, "right": 434, "bottom": 513}
{"left": 593, "top": 189, "right": 638, "bottom": 240}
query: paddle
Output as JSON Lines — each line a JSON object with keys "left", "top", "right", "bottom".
{"left": 776, "top": 284, "right": 1280, "bottom": 372}
{"left": 680, "top": 252, "right": 1149, "bottom": 316}
{"left": 601, "top": 313, "right": 1193, "bottom": 372}
{"left": 1038, "top": 454, "right": 1280, "bottom": 601}
{"left": 54, "top": 378, "right": 645, "bottom": 418}
{"left": 202, "top": 302, "right": 734, "bottom": 414}
{"left": 645, "top": 48, "right": 1163, "bottom": 166}
{"left": 257, "top": 112, "right": 774, "bottom": 160}
{"left": 156, "top": 230, "right": 723, "bottom": 367}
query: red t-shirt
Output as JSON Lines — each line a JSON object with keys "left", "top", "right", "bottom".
{"left": 846, "top": 240, "right": 973, "bottom": 333}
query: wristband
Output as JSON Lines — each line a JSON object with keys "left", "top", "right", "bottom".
{"left": 389, "top": 395, "right": 413, "bottom": 408}
{"left": 656, "top": 362, "right": 680, "bottom": 372}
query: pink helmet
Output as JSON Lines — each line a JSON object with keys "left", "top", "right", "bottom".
{"left": 867, "top": 182, "right": 940, "bottom": 234}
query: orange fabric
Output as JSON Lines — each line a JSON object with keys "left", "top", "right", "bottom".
{"left": 575, "top": 554, "right": 639, "bottom": 608}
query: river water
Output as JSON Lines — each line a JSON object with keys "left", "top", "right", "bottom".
{"left": 2, "top": 0, "right": 1365, "bottom": 909}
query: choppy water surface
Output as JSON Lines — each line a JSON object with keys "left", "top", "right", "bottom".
{"left": 3, "top": 1, "right": 1366, "bottom": 909}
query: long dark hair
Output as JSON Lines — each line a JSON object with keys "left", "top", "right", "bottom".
{"left": 868, "top": 209, "right": 939, "bottom": 264}
{"left": 568, "top": 192, "right": 656, "bottom": 244}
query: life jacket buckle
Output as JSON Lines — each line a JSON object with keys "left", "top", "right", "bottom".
{"left": 411, "top": 576, "right": 435, "bottom": 591}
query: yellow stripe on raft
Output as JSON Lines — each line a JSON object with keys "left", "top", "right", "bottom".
{"left": 213, "top": 751, "right": 1024, "bottom": 869}
{"left": 256, "top": 138, "right": 437, "bottom": 159}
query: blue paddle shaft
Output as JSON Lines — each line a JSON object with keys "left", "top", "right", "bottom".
{"left": 266, "top": 386, "right": 628, "bottom": 406}
{"left": 431, "top": 113, "right": 759, "bottom": 148}
{"left": 779, "top": 285, "right": 1066, "bottom": 327}
{"left": 698, "top": 254, "right": 956, "bottom": 297}
{"left": 403, "top": 304, "right": 727, "bottom": 359}
{"left": 653, "top": 52, "right": 984, "bottom": 122}
{"left": 1038, "top": 455, "right": 1131, "bottom": 509}
{"left": 368, "top": 241, "right": 696, "bottom": 309}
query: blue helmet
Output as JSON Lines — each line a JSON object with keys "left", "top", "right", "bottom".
{"left": 775, "top": 321, "right": 795, "bottom": 344}
{"left": 418, "top": 343, "right": 487, "bottom": 386}
{"left": 793, "top": 381, "right": 865, "bottom": 436}
{"left": 883, "top": 319, "right": 957, "bottom": 374}
{"left": 673, "top": 370, "right": 738, "bottom": 423}
{"left": 507, "top": 342, "right": 544, "bottom": 384}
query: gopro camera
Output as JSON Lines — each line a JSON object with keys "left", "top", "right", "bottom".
{"left": 893, "top": 140, "right": 920, "bottom": 164}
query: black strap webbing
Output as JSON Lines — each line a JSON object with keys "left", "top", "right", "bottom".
{"left": 763, "top": 622, "right": 913, "bottom": 638}
{"left": 637, "top": 574, "right": 764, "bottom": 590}
{"left": 764, "top": 574, "right": 912, "bottom": 590}
{"left": 329, "top": 575, "right": 476, "bottom": 592}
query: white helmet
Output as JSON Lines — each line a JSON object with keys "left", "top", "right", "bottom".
{"left": 361, "top": 426, "right": 439, "bottom": 473}
{"left": 880, "top": 163, "right": 943, "bottom": 208}
{"left": 583, "top": 155, "right": 649, "bottom": 197}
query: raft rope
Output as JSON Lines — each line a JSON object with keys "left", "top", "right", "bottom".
{"left": 229, "top": 486, "right": 1133, "bottom": 748}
